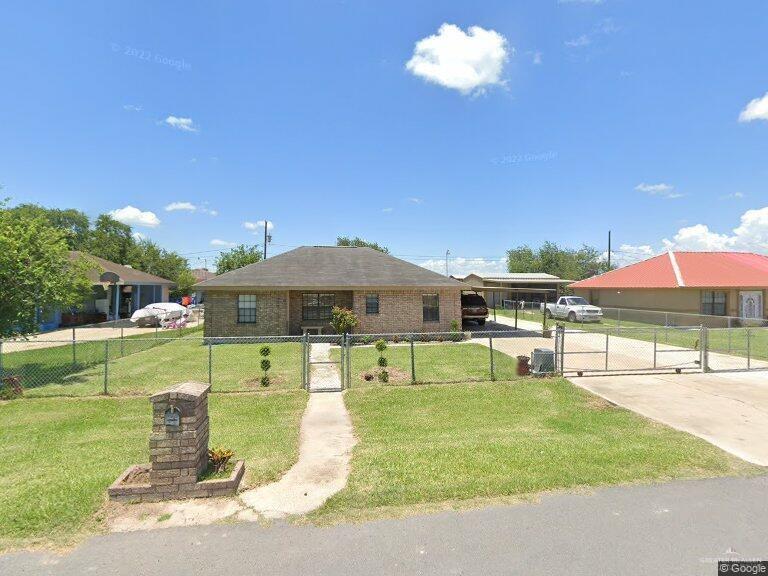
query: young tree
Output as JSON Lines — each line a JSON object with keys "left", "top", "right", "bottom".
{"left": 215, "top": 244, "right": 262, "bottom": 275}
{"left": 336, "top": 236, "right": 389, "bottom": 253}
{"left": 0, "top": 204, "right": 92, "bottom": 337}
{"left": 8, "top": 204, "right": 90, "bottom": 250}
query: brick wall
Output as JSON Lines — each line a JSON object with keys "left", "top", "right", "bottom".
{"left": 204, "top": 288, "right": 462, "bottom": 336}
{"left": 203, "top": 290, "right": 288, "bottom": 337}
{"left": 352, "top": 289, "right": 462, "bottom": 333}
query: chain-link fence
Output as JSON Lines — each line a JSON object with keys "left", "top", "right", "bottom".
{"left": 3, "top": 323, "right": 767, "bottom": 398}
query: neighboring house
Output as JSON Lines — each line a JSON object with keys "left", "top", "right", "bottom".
{"left": 38, "top": 252, "right": 175, "bottom": 331}
{"left": 195, "top": 246, "right": 467, "bottom": 336}
{"left": 570, "top": 251, "right": 767, "bottom": 320}
{"left": 452, "top": 272, "right": 572, "bottom": 307}
{"left": 191, "top": 268, "right": 217, "bottom": 283}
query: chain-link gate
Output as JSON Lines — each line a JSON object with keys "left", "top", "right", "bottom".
{"left": 303, "top": 334, "right": 346, "bottom": 392}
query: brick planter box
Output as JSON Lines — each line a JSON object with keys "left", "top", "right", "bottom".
{"left": 108, "top": 382, "right": 245, "bottom": 503}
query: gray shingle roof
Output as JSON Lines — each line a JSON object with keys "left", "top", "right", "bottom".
{"left": 71, "top": 251, "right": 175, "bottom": 285}
{"left": 195, "top": 246, "right": 467, "bottom": 290}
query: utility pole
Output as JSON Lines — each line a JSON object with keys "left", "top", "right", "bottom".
{"left": 445, "top": 249, "right": 450, "bottom": 276}
{"left": 263, "top": 220, "right": 270, "bottom": 259}
{"left": 607, "top": 230, "right": 612, "bottom": 268}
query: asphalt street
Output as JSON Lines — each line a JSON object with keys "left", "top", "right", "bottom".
{"left": 3, "top": 475, "right": 767, "bottom": 576}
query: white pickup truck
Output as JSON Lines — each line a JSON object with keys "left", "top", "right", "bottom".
{"left": 541, "top": 296, "right": 603, "bottom": 323}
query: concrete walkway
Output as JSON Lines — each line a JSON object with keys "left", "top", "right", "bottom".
{"left": 240, "top": 346, "right": 356, "bottom": 517}
{"left": 307, "top": 342, "right": 343, "bottom": 392}
{"left": 571, "top": 371, "right": 768, "bottom": 466}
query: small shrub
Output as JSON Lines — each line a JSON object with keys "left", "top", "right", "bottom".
{"left": 374, "top": 339, "right": 389, "bottom": 382}
{"left": 377, "top": 356, "right": 388, "bottom": 368}
{"left": 450, "top": 319, "right": 460, "bottom": 332}
{"left": 374, "top": 339, "right": 387, "bottom": 352}
{"left": 208, "top": 447, "right": 234, "bottom": 474}
{"left": 0, "top": 375, "right": 23, "bottom": 400}
{"left": 378, "top": 370, "right": 389, "bottom": 383}
{"left": 259, "top": 346, "right": 271, "bottom": 387}
{"left": 330, "top": 306, "right": 359, "bottom": 335}
{"left": 392, "top": 335, "right": 400, "bottom": 344}
{"left": 363, "top": 372, "right": 374, "bottom": 381}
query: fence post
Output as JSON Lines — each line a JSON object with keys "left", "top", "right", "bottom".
{"left": 208, "top": 341, "right": 213, "bottom": 386}
{"left": 653, "top": 329, "right": 657, "bottom": 369}
{"left": 557, "top": 325, "right": 566, "bottom": 375}
{"left": 410, "top": 337, "right": 416, "bottom": 384}
{"left": 617, "top": 308, "right": 621, "bottom": 335}
{"left": 104, "top": 339, "right": 110, "bottom": 395}
{"left": 699, "top": 326, "right": 707, "bottom": 373}
{"left": 728, "top": 322, "right": 732, "bottom": 353}
{"left": 747, "top": 328, "right": 751, "bottom": 370}
{"left": 72, "top": 327, "right": 77, "bottom": 367}
{"left": 604, "top": 332, "right": 609, "bottom": 371}
{"left": 302, "top": 334, "right": 309, "bottom": 390}
{"left": 489, "top": 335, "right": 496, "bottom": 381}
{"left": 346, "top": 336, "right": 352, "bottom": 389}
{"left": 120, "top": 327, "right": 125, "bottom": 357}
{"left": 0, "top": 340, "right": 4, "bottom": 377}
{"left": 340, "top": 335, "right": 346, "bottom": 390}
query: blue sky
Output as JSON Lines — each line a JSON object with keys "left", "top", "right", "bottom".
{"left": 1, "top": 1, "right": 767, "bottom": 275}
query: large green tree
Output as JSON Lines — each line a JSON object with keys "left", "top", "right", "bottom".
{"left": 215, "top": 244, "right": 262, "bottom": 275}
{"left": 336, "top": 236, "right": 389, "bottom": 253}
{"left": 0, "top": 204, "right": 92, "bottom": 337}
{"left": 506, "top": 242, "right": 612, "bottom": 281}
{"left": 7, "top": 204, "right": 91, "bottom": 250}
{"left": 88, "top": 214, "right": 135, "bottom": 264}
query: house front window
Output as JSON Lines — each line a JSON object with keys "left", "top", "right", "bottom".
{"left": 238, "top": 295, "right": 257, "bottom": 323}
{"left": 701, "top": 291, "right": 726, "bottom": 316}
{"left": 422, "top": 294, "right": 440, "bottom": 322}
{"left": 302, "top": 293, "right": 335, "bottom": 321}
{"left": 365, "top": 294, "right": 379, "bottom": 315}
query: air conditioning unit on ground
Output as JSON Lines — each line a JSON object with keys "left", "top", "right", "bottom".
{"left": 531, "top": 348, "right": 555, "bottom": 375}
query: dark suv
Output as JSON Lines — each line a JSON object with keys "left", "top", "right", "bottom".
{"left": 461, "top": 293, "right": 489, "bottom": 325}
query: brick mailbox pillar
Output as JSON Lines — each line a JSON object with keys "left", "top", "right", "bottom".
{"left": 109, "top": 382, "right": 244, "bottom": 503}
{"left": 149, "top": 382, "right": 211, "bottom": 495}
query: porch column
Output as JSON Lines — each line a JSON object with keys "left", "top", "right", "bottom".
{"left": 135, "top": 285, "right": 141, "bottom": 311}
{"left": 113, "top": 285, "right": 120, "bottom": 319}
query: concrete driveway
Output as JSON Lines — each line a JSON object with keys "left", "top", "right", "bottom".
{"left": 571, "top": 371, "right": 768, "bottom": 466}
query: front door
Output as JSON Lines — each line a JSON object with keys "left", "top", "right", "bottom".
{"left": 740, "top": 291, "right": 763, "bottom": 319}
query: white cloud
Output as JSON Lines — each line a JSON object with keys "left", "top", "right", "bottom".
{"left": 382, "top": 207, "right": 394, "bottom": 213}
{"left": 661, "top": 206, "right": 768, "bottom": 252}
{"left": 163, "top": 115, "right": 198, "bottom": 132}
{"left": 109, "top": 205, "right": 161, "bottom": 228}
{"left": 243, "top": 220, "right": 274, "bottom": 232}
{"left": 163, "top": 201, "right": 217, "bottom": 215}
{"left": 165, "top": 201, "right": 197, "bottom": 212}
{"left": 720, "top": 192, "right": 745, "bottom": 200}
{"left": 407, "top": 197, "right": 424, "bottom": 204}
{"left": 565, "top": 35, "right": 591, "bottom": 48}
{"left": 210, "top": 239, "right": 236, "bottom": 248}
{"left": 635, "top": 182, "right": 683, "bottom": 199}
{"left": 739, "top": 92, "right": 768, "bottom": 122}
{"left": 123, "top": 104, "right": 142, "bottom": 112}
{"left": 406, "top": 24, "right": 510, "bottom": 95}
{"left": 420, "top": 257, "right": 506, "bottom": 277}
{"left": 531, "top": 51, "right": 543, "bottom": 65}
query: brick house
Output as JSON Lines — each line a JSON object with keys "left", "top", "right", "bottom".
{"left": 196, "top": 246, "right": 467, "bottom": 336}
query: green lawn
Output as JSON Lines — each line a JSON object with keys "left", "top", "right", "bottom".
{"left": 1, "top": 326, "right": 204, "bottom": 394}
{"left": 332, "top": 342, "right": 519, "bottom": 385}
{"left": 315, "top": 380, "right": 758, "bottom": 521}
{"left": 0, "top": 391, "right": 307, "bottom": 551}
{"left": 8, "top": 339, "right": 303, "bottom": 397}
